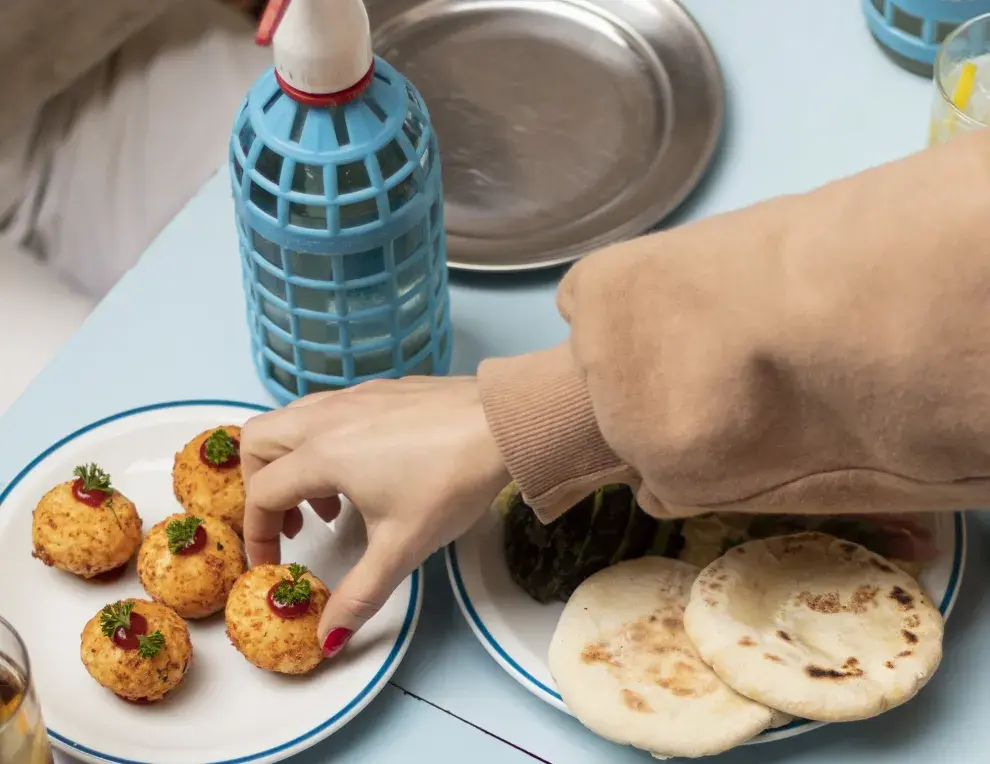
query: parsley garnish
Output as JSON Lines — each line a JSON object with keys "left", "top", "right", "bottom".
{"left": 100, "top": 601, "right": 135, "bottom": 638}
{"left": 73, "top": 463, "right": 113, "bottom": 496}
{"left": 203, "top": 429, "right": 238, "bottom": 465}
{"left": 166, "top": 516, "right": 203, "bottom": 554}
{"left": 137, "top": 630, "right": 166, "bottom": 659}
{"left": 99, "top": 602, "right": 166, "bottom": 659}
{"left": 271, "top": 563, "right": 312, "bottom": 606}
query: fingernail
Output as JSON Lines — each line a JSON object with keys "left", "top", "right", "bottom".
{"left": 322, "top": 628, "right": 352, "bottom": 658}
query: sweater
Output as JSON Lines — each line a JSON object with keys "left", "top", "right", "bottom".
{"left": 480, "top": 128, "right": 990, "bottom": 524}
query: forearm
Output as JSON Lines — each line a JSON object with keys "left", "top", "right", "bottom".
{"left": 0, "top": 0, "right": 177, "bottom": 140}
{"left": 481, "top": 128, "right": 990, "bottom": 521}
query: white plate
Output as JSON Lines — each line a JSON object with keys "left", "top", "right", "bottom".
{"left": 0, "top": 400, "right": 423, "bottom": 764}
{"left": 446, "top": 504, "right": 966, "bottom": 746}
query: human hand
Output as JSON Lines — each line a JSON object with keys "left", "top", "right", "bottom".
{"left": 240, "top": 376, "right": 510, "bottom": 657}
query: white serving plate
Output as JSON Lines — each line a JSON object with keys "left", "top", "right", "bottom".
{"left": 446, "top": 502, "right": 966, "bottom": 746}
{"left": 0, "top": 400, "right": 423, "bottom": 764}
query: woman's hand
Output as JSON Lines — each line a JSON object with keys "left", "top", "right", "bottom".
{"left": 240, "top": 376, "right": 510, "bottom": 657}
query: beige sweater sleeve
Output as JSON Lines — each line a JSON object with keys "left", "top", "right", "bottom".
{"left": 479, "top": 128, "right": 990, "bottom": 524}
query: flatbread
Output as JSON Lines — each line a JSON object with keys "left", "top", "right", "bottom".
{"left": 549, "top": 557, "right": 773, "bottom": 759}
{"left": 684, "top": 532, "right": 943, "bottom": 723}
{"left": 768, "top": 709, "right": 795, "bottom": 729}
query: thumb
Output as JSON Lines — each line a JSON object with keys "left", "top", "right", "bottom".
{"left": 317, "top": 532, "right": 414, "bottom": 659}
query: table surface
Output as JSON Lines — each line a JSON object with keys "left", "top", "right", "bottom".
{"left": 4, "top": 0, "right": 989, "bottom": 762}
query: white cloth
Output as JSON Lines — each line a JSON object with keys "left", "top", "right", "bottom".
{"left": 0, "top": 0, "right": 269, "bottom": 413}
{"left": 8, "top": 0, "right": 270, "bottom": 299}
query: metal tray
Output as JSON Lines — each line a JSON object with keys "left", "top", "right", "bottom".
{"left": 367, "top": 0, "right": 725, "bottom": 272}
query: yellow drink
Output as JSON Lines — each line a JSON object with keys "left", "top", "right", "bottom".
{"left": 929, "top": 15, "right": 990, "bottom": 146}
{"left": 0, "top": 624, "right": 53, "bottom": 764}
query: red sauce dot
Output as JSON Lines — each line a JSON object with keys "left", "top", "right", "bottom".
{"left": 112, "top": 612, "right": 148, "bottom": 651}
{"left": 266, "top": 583, "right": 311, "bottom": 619}
{"left": 199, "top": 437, "right": 241, "bottom": 470}
{"left": 174, "top": 525, "right": 207, "bottom": 556}
{"left": 72, "top": 478, "right": 109, "bottom": 507}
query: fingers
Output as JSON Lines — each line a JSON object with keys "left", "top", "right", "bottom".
{"left": 283, "top": 506, "right": 304, "bottom": 539}
{"left": 240, "top": 405, "right": 314, "bottom": 486}
{"left": 317, "top": 531, "right": 415, "bottom": 658}
{"left": 308, "top": 496, "right": 342, "bottom": 523}
{"left": 243, "top": 442, "right": 341, "bottom": 566}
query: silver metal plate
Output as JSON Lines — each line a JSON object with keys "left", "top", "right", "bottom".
{"left": 367, "top": 0, "right": 725, "bottom": 272}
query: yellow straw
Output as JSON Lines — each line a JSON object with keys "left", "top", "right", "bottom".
{"left": 952, "top": 61, "right": 978, "bottom": 112}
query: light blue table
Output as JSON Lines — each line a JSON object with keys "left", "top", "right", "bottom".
{"left": 4, "top": 1, "right": 989, "bottom": 762}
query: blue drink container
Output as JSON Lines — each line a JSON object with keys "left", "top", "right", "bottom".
{"left": 229, "top": 0, "right": 451, "bottom": 405}
{"left": 864, "top": 0, "right": 990, "bottom": 75}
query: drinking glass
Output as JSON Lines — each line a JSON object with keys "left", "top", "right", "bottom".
{"left": 930, "top": 12, "right": 990, "bottom": 145}
{"left": 0, "top": 616, "right": 54, "bottom": 764}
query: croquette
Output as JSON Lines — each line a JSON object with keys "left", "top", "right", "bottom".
{"left": 138, "top": 513, "right": 246, "bottom": 619}
{"left": 31, "top": 464, "right": 142, "bottom": 579}
{"left": 172, "top": 426, "right": 246, "bottom": 535}
{"left": 80, "top": 599, "right": 192, "bottom": 702}
{"left": 225, "top": 563, "right": 330, "bottom": 675}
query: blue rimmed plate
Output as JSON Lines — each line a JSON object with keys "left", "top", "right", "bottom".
{"left": 0, "top": 401, "right": 423, "bottom": 764}
{"left": 446, "top": 503, "right": 965, "bottom": 746}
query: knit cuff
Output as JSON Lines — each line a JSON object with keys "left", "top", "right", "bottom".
{"left": 478, "top": 344, "right": 633, "bottom": 523}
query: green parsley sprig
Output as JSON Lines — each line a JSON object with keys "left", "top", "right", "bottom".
{"left": 73, "top": 463, "right": 113, "bottom": 497}
{"left": 100, "top": 601, "right": 135, "bottom": 638}
{"left": 99, "top": 601, "right": 166, "bottom": 659}
{"left": 166, "top": 516, "right": 204, "bottom": 554}
{"left": 204, "top": 429, "right": 238, "bottom": 466}
{"left": 271, "top": 563, "right": 312, "bottom": 606}
{"left": 137, "top": 630, "right": 166, "bottom": 659}
{"left": 74, "top": 463, "right": 121, "bottom": 527}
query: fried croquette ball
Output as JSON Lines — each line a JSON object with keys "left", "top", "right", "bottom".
{"left": 31, "top": 464, "right": 142, "bottom": 579}
{"left": 137, "top": 513, "right": 246, "bottom": 619}
{"left": 226, "top": 564, "right": 330, "bottom": 675}
{"left": 172, "top": 426, "right": 245, "bottom": 535}
{"left": 80, "top": 599, "right": 192, "bottom": 703}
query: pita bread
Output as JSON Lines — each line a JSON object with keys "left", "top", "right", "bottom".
{"left": 684, "top": 532, "right": 943, "bottom": 723}
{"left": 549, "top": 557, "right": 773, "bottom": 758}
{"left": 768, "top": 709, "right": 795, "bottom": 729}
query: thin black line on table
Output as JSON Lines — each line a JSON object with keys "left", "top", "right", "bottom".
{"left": 388, "top": 682, "right": 553, "bottom": 763}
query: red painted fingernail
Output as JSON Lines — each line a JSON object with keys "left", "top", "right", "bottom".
{"left": 322, "top": 628, "right": 352, "bottom": 658}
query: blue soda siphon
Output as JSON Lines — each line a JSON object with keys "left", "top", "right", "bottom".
{"left": 229, "top": 0, "right": 451, "bottom": 405}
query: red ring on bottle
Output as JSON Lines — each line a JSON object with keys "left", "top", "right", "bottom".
{"left": 275, "top": 63, "right": 375, "bottom": 107}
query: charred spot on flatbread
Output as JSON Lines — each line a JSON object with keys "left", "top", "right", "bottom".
{"left": 805, "top": 658, "right": 864, "bottom": 681}
{"left": 889, "top": 586, "right": 914, "bottom": 609}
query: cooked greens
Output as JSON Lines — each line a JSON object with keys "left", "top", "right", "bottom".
{"left": 502, "top": 485, "right": 938, "bottom": 604}
{"left": 502, "top": 485, "right": 681, "bottom": 604}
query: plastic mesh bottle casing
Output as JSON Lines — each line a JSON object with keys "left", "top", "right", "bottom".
{"left": 230, "top": 57, "right": 451, "bottom": 404}
{"left": 863, "top": 0, "right": 990, "bottom": 73}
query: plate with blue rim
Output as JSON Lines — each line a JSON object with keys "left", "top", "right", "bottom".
{"left": 445, "top": 497, "right": 966, "bottom": 747}
{"left": 0, "top": 400, "right": 423, "bottom": 764}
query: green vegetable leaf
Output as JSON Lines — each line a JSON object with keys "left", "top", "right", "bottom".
{"left": 166, "top": 516, "right": 204, "bottom": 554}
{"left": 272, "top": 563, "right": 312, "bottom": 606}
{"left": 73, "top": 464, "right": 113, "bottom": 495}
{"left": 137, "top": 630, "right": 166, "bottom": 659}
{"left": 203, "top": 429, "right": 238, "bottom": 466}
{"left": 100, "top": 601, "right": 134, "bottom": 639}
